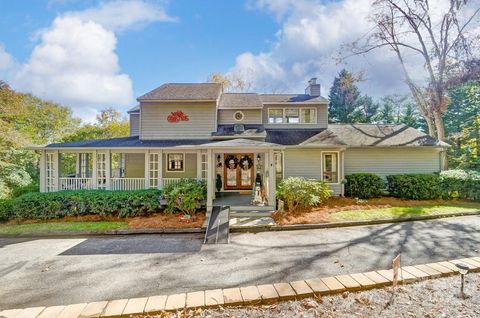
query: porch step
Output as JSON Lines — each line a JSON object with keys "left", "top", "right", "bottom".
{"left": 229, "top": 205, "right": 275, "bottom": 212}
{"left": 204, "top": 206, "right": 230, "bottom": 244}
{"left": 230, "top": 211, "right": 273, "bottom": 217}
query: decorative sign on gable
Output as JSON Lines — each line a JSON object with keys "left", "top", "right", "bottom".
{"left": 167, "top": 110, "right": 189, "bottom": 123}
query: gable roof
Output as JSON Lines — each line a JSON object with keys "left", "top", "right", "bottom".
{"left": 218, "top": 93, "right": 263, "bottom": 109}
{"left": 301, "top": 124, "right": 448, "bottom": 147}
{"left": 259, "top": 94, "right": 328, "bottom": 104}
{"left": 137, "top": 83, "right": 222, "bottom": 101}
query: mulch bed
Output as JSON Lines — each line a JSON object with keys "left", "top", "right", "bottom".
{"left": 272, "top": 197, "right": 480, "bottom": 225}
{"left": 4, "top": 211, "right": 206, "bottom": 229}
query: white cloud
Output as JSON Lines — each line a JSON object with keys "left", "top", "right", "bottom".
{"left": 14, "top": 16, "right": 133, "bottom": 119}
{"left": 64, "top": 0, "right": 177, "bottom": 32}
{"left": 11, "top": 0, "right": 175, "bottom": 122}
{"left": 233, "top": 0, "right": 425, "bottom": 96}
{"left": 0, "top": 44, "right": 14, "bottom": 71}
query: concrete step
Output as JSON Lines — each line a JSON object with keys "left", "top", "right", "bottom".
{"left": 230, "top": 211, "right": 273, "bottom": 217}
{"left": 229, "top": 205, "right": 275, "bottom": 212}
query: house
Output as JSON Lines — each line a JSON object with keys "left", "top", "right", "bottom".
{"left": 31, "top": 78, "right": 448, "bottom": 211}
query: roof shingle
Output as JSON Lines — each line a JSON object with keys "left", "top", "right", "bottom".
{"left": 138, "top": 83, "right": 222, "bottom": 101}
{"left": 259, "top": 94, "right": 328, "bottom": 103}
{"left": 218, "top": 93, "right": 263, "bottom": 108}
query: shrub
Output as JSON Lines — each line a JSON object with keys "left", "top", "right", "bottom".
{"left": 0, "top": 199, "right": 13, "bottom": 222}
{"left": 11, "top": 183, "right": 39, "bottom": 198}
{"left": 386, "top": 174, "right": 442, "bottom": 200}
{"left": 440, "top": 169, "right": 480, "bottom": 201}
{"left": 9, "top": 189, "right": 162, "bottom": 221}
{"left": 276, "top": 177, "right": 332, "bottom": 211}
{"left": 162, "top": 179, "right": 207, "bottom": 215}
{"left": 345, "top": 173, "right": 385, "bottom": 199}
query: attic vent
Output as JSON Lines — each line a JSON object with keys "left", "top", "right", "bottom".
{"left": 234, "top": 124, "right": 245, "bottom": 133}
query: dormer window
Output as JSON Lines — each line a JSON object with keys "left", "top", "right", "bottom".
{"left": 268, "top": 108, "right": 316, "bottom": 124}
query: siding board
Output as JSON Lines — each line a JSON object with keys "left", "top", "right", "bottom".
{"left": 344, "top": 148, "right": 441, "bottom": 178}
{"left": 129, "top": 114, "right": 140, "bottom": 136}
{"left": 218, "top": 109, "right": 262, "bottom": 124}
{"left": 140, "top": 102, "right": 216, "bottom": 139}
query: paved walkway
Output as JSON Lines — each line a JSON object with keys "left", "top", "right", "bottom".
{"left": 1, "top": 215, "right": 480, "bottom": 309}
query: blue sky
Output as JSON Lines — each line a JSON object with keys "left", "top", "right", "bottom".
{"left": 0, "top": 0, "right": 420, "bottom": 121}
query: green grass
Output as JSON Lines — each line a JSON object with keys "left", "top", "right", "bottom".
{"left": 329, "top": 205, "right": 480, "bottom": 222}
{"left": 0, "top": 221, "right": 128, "bottom": 235}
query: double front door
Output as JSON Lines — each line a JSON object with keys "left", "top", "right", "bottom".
{"left": 224, "top": 153, "right": 254, "bottom": 190}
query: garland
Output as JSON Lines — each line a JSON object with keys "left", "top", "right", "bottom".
{"left": 225, "top": 156, "right": 238, "bottom": 169}
{"left": 239, "top": 155, "right": 253, "bottom": 170}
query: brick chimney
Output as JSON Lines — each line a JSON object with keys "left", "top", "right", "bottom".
{"left": 305, "top": 77, "right": 321, "bottom": 97}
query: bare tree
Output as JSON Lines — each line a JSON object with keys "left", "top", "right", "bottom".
{"left": 207, "top": 71, "right": 254, "bottom": 93}
{"left": 346, "top": 0, "right": 480, "bottom": 146}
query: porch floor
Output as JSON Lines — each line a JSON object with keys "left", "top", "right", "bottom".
{"left": 213, "top": 192, "right": 253, "bottom": 206}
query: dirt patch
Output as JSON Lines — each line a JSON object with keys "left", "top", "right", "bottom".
{"left": 127, "top": 212, "right": 205, "bottom": 229}
{"left": 149, "top": 274, "right": 480, "bottom": 317}
{"left": 273, "top": 197, "right": 480, "bottom": 225}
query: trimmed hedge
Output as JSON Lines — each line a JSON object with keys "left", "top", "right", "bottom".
{"left": 4, "top": 189, "right": 162, "bottom": 221}
{"left": 11, "top": 183, "right": 39, "bottom": 198}
{"left": 440, "top": 170, "right": 480, "bottom": 201}
{"left": 345, "top": 173, "right": 385, "bottom": 199}
{"left": 387, "top": 174, "right": 442, "bottom": 200}
{"left": 277, "top": 177, "right": 332, "bottom": 211}
{"left": 0, "top": 199, "right": 13, "bottom": 222}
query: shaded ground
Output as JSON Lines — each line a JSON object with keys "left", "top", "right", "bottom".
{"left": 0, "top": 212, "right": 205, "bottom": 234}
{"left": 1, "top": 215, "right": 480, "bottom": 309}
{"left": 162, "top": 274, "right": 480, "bottom": 317}
{"left": 274, "top": 197, "right": 480, "bottom": 225}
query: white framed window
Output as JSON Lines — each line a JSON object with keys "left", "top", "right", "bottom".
{"left": 268, "top": 109, "right": 283, "bottom": 123}
{"left": 201, "top": 152, "right": 208, "bottom": 180}
{"left": 322, "top": 152, "right": 339, "bottom": 183}
{"left": 233, "top": 111, "right": 244, "bottom": 121}
{"left": 79, "top": 153, "right": 89, "bottom": 178}
{"left": 97, "top": 153, "right": 107, "bottom": 189}
{"left": 274, "top": 151, "right": 283, "bottom": 184}
{"left": 167, "top": 153, "right": 184, "bottom": 172}
{"left": 46, "top": 153, "right": 55, "bottom": 192}
{"left": 268, "top": 107, "right": 316, "bottom": 124}
{"left": 149, "top": 153, "right": 159, "bottom": 188}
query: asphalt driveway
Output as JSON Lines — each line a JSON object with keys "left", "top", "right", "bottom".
{"left": 1, "top": 215, "right": 480, "bottom": 309}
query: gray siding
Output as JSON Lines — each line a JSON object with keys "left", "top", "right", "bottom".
{"left": 218, "top": 109, "right": 262, "bottom": 124}
{"left": 140, "top": 102, "right": 217, "bottom": 139}
{"left": 129, "top": 113, "right": 140, "bottom": 136}
{"left": 344, "top": 148, "right": 441, "bottom": 178}
{"left": 125, "top": 153, "right": 144, "bottom": 178}
{"left": 283, "top": 148, "right": 342, "bottom": 195}
{"left": 162, "top": 153, "right": 197, "bottom": 178}
{"left": 262, "top": 104, "right": 328, "bottom": 128}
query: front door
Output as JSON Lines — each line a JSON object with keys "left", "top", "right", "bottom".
{"left": 224, "top": 153, "right": 254, "bottom": 190}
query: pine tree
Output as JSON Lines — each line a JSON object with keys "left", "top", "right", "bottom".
{"left": 328, "top": 69, "right": 363, "bottom": 123}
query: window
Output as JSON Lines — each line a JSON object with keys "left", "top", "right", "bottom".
{"left": 167, "top": 153, "right": 184, "bottom": 172}
{"left": 268, "top": 108, "right": 317, "bottom": 124}
{"left": 233, "top": 111, "right": 244, "bottom": 121}
{"left": 149, "top": 153, "right": 159, "bottom": 188}
{"left": 97, "top": 153, "right": 107, "bottom": 189}
{"left": 46, "top": 153, "right": 55, "bottom": 192}
{"left": 301, "top": 108, "right": 315, "bottom": 123}
{"left": 285, "top": 109, "right": 299, "bottom": 123}
{"left": 268, "top": 109, "right": 283, "bottom": 123}
{"left": 322, "top": 152, "right": 338, "bottom": 183}
{"left": 274, "top": 151, "right": 283, "bottom": 184}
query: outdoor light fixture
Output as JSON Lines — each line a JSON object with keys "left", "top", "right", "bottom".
{"left": 455, "top": 263, "right": 469, "bottom": 299}
{"left": 256, "top": 154, "right": 261, "bottom": 164}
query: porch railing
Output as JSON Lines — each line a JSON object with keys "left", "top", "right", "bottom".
{"left": 163, "top": 178, "right": 183, "bottom": 187}
{"left": 60, "top": 177, "right": 94, "bottom": 190}
{"left": 111, "top": 178, "right": 145, "bottom": 191}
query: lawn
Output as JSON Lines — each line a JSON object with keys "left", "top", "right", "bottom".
{"left": 0, "top": 221, "right": 128, "bottom": 235}
{"left": 329, "top": 205, "right": 480, "bottom": 222}
{"left": 273, "top": 197, "right": 480, "bottom": 225}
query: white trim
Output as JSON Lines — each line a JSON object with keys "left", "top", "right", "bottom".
{"left": 165, "top": 152, "right": 185, "bottom": 173}
{"left": 321, "top": 151, "right": 341, "bottom": 185}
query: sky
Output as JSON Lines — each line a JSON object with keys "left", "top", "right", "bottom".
{"left": 0, "top": 0, "right": 477, "bottom": 122}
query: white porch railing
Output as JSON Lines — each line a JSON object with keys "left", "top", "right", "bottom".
{"left": 111, "top": 178, "right": 145, "bottom": 191}
{"left": 60, "top": 178, "right": 94, "bottom": 190}
{"left": 163, "top": 178, "right": 182, "bottom": 187}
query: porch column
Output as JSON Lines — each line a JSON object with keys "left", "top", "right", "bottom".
{"left": 158, "top": 150, "right": 163, "bottom": 189}
{"left": 105, "top": 150, "right": 111, "bottom": 190}
{"left": 144, "top": 150, "right": 149, "bottom": 189}
{"left": 53, "top": 150, "right": 60, "bottom": 191}
{"left": 340, "top": 150, "right": 345, "bottom": 196}
{"left": 39, "top": 150, "right": 46, "bottom": 193}
{"left": 206, "top": 149, "right": 213, "bottom": 211}
{"left": 196, "top": 150, "right": 202, "bottom": 180}
{"left": 92, "top": 150, "right": 98, "bottom": 189}
{"left": 267, "top": 149, "right": 275, "bottom": 206}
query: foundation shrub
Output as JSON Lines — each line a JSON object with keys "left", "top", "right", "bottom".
{"left": 276, "top": 177, "right": 332, "bottom": 211}
{"left": 345, "top": 173, "right": 385, "bottom": 199}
